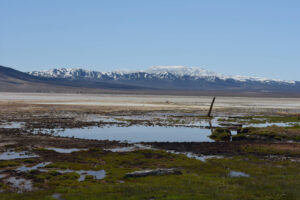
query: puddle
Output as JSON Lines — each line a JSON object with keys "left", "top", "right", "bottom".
{"left": 105, "top": 144, "right": 154, "bottom": 152}
{"left": 6, "top": 177, "right": 33, "bottom": 193}
{"left": 290, "top": 158, "right": 300, "bottom": 162}
{"left": 57, "top": 169, "right": 106, "bottom": 182}
{"left": 0, "top": 122, "right": 24, "bottom": 129}
{"left": 183, "top": 121, "right": 212, "bottom": 127}
{"left": 185, "top": 153, "right": 224, "bottom": 162}
{"left": 229, "top": 170, "right": 250, "bottom": 178}
{"left": 16, "top": 162, "right": 51, "bottom": 172}
{"left": 105, "top": 146, "right": 138, "bottom": 152}
{"left": 231, "top": 130, "right": 238, "bottom": 135}
{"left": 167, "top": 150, "right": 223, "bottom": 162}
{"left": 0, "top": 151, "right": 39, "bottom": 160}
{"left": 245, "top": 122, "right": 299, "bottom": 128}
{"left": 0, "top": 174, "right": 6, "bottom": 179}
{"left": 39, "top": 126, "right": 214, "bottom": 143}
{"left": 46, "top": 148, "right": 87, "bottom": 153}
{"left": 84, "top": 115, "right": 125, "bottom": 123}
{"left": 107, "top": 145, "right": 224, "bottom": 162}
{"left": 14, "top": 163, "right": 105, "bottom": 182}
{"left": 52, "top": 193, "right": 64, "bottom": 200}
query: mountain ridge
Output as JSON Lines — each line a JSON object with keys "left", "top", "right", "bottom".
{"left": 29, "top": 66, "right": 296, "bottom": 84}
{"left": 0, "top": 65, "right": 152, "bottom": 93}
{"left": 1, "top": 64, "right": 300, "bottom": 97}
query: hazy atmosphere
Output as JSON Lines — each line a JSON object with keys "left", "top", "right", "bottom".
{"left": 1, "top": 0, "right": 300, "bottom": 80}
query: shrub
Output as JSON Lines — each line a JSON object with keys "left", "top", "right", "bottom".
{"left": 209, "top": 128, "right": 231, "bottom": 141}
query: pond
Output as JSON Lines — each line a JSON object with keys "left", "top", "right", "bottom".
{"left": 39, "top": 126, "right": 214, "bottom": 143}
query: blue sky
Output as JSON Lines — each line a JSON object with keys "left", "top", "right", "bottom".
{"left": 0, "top": 0, "right": 299, "bottom": 80}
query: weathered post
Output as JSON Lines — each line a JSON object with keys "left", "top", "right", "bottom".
{"left": 208, "top": 120, "right": 214, "bottom": 134}
{"left": 207, "top": 97, "right": 216, "bottom": 117}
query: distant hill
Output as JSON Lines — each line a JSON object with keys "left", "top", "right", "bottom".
{"left": 1, "top": 65, "right": 300, "bottom": 97}
{"left": 0, "top": 65, "right": 149, "bottom": 93}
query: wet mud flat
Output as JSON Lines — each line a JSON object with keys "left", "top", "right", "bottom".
{"left": 1, "top": 99, "right": 300, "bottom": 161}
{"left": 145, "top": 141, "right": 300, "bottom": 160}
{"left": 0, "top": 96, "right": 300, "bottom": 199}
{"left": 0, "top": 129, "right": 129, "bottom": 150}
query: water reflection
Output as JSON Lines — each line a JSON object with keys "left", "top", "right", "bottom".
{"left": 41, "top": 126, "right": 214, "bottom": 143}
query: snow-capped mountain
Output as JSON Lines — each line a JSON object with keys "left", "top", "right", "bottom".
{"left": 0, "top": 64, "right": 299, "bottom": 95}
{"left": 29, "top": 66, "right": 295, "bottom": 85}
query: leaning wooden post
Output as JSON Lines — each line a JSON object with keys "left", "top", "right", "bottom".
{"left": 208, "top": 120, "right": 214, "bottom": 134}
{"left": 207, "top": 97, "right": 216, "bottom": 117}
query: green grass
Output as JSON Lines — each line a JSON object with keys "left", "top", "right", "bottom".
{"left": 264, "top": 116, "right": 300, "bottom": 123}
{"left": 0, "top": 149, "right": 300, "bottom": 199}
{"left": 209, "top": 128, "right": 231, "bottom": 141}
{"left": 0, "top": 160, "right": 19, "bottom": 168}
{"left": 242, "top": 145, "right": 300, "bottom": 157}
{"left": 238, "top": 126, "right": 300, "bottom": 141}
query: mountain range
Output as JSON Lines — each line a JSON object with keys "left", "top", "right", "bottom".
{"left": 29, "top": 66, "right": 295, "bottom": 85}
{"left": 1, "top": 65, "right": 300, "bottom": 97}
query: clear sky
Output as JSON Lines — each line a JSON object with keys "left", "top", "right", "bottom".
{"left": 1, "top": 0, "right": 299, "bottom": 80}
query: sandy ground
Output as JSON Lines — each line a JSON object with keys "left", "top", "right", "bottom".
{"left": 0, "top": 92, "right": 300, "bottom": 114}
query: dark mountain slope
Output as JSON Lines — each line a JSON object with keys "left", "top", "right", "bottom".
{"left": 0, "top": 65, "right": 150, "bottom": 93}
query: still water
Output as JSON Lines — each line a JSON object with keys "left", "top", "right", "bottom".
{"left": 45, "top": 126, "right": 214, "bottom": 143}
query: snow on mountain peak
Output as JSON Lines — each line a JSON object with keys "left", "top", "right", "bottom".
{"left": 29, "top": 66, "right": 296, "bottom": 84}
{"left": 143, "top": 66, "right": 295, "bottom": 84}
{"left": 145, "top": 66, "right": 218, "bottom": 77}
